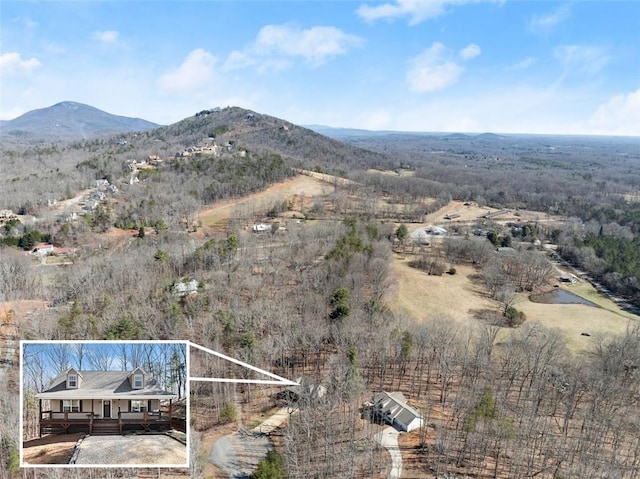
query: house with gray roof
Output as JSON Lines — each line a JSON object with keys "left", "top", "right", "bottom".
{"left": 373, "top": 391, "right": 424, "bottom": 432}
{"left": 36, "top": 367, "right": 177, "bottom": 436}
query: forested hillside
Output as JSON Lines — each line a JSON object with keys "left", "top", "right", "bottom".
{"left": 1, "top": 107, "right": 639, "bottom": 478}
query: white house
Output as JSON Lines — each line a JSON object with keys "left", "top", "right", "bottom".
{"left": 173, "top": 279, "right": 199, "bottom": 297}
{"left": 37, "top": 367, "right": 177, "bottom": 435}
{"left": 31, "top": 243, "right": 55, "bottom": 256}
{"left": 373, "top": 391, "right": 424, "bottom": 432}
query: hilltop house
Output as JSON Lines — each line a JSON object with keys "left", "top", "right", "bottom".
{"left": 373, "top": 391, "right": 424, "bottom": 432}
{"left": 36, "top": 367, "right": 177, "bottom": 436}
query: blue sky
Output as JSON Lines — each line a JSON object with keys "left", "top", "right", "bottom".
{"left": 2, "top": 0, "right": 639, "bottom": 135}
{"left": 22, "top": 341, "right": 186, "bottom": 389}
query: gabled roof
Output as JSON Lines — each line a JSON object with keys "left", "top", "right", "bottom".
{"left": 374, "top": 391, "right": 423, "bottom": 428}
{"left": 65, "top": 367, "right": 82, "bottom": 377}
{"left": 37, "top": 370, "right": 177, "bottom": 400}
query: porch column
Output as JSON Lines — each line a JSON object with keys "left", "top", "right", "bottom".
{"left": 39, "top": 399, "right": 42, "bottom": 438}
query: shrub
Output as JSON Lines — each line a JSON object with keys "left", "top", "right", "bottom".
{"left": 219, "top": 402, "right": 237, "bottom": 423}
{"left": 505, "top": 306, "right": 526, "bottom": 327}
{"left": 252, "top": 450, "right": 284, "bottom": 479}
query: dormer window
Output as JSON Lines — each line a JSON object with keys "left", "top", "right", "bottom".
{"left": 134, "top": 374, "right": 143, "bottom": 389}
{"left": 68, "top": 374, "right": 77, "bottom": 387}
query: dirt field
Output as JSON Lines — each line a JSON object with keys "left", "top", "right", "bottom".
{"left": 197, "top": 174, "right": 335, "bottom": 230}
{"left": 419, "top": 200, "right": 562, "bottom": 227}
{"left": 22, "top": 433, "right": 84, "bottom": 464}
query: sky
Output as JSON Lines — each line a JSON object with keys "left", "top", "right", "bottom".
{"left": 22, "top": 341, "right": 186, "bottom": 389}
{"left": 1, "top": 0, "right": 640, "bottom": 136}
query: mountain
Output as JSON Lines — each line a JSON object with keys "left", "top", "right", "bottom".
{"left": 0, "top": 105, "right": 397, "bottom": 211}
{"left": 149, "top": 107, "right": 393, "bottom": 171}
{"left": 0, "top": 101, "right": 160, "bottom": 142}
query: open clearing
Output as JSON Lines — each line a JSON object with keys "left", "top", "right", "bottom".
{"left": 198, "top": 174, "right": 335, "bottom": 230}
{"left": 517, "top": 285, "right": 635, "bottom": 352}
{"left": 419, "top": 200, "right": 563, "bottom": 227}
{"left": 392, "top": 256, "right": 637, "bottom": 353}
{"left": 391, "top": 260, "right": 495, "bottom": 324}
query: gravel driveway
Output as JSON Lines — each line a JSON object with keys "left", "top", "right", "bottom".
{"left": 74, "top": 434, "right": 188, "bottom": 466}
{"left": 208, "top": 407, "right": 289, "bottom": 478}
{"left": 376, "top": 427, "right": 402, "bottom": 479}
{"left": 208, "top": 431, "right": 272, "bottom": 478}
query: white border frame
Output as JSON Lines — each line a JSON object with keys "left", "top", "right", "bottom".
{"left": 20, "top": 339, "right": 190, "bottom": 469}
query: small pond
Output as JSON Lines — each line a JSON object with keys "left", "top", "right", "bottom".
{"left": 531, "top": 289, "right": 599, "bottom": 307}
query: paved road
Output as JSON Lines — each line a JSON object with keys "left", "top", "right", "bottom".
{"left": 376, "top": 427, "right": 402, "bottom": 479}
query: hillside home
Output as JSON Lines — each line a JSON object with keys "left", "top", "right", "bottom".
{"left": 31, "top": 244, "right": 55, "bottom": 256}
{"left": 36, "top": 367, "right": 177, "bottom": 436}
{"left": 275, "top": 376, "right": 326, "bottom": 406}
{"left": 90, "top": 191, "right": 106, "bottom": 201}
{"left": 373, "top": 391, "right": 424, "bottom": 432}
{"left": 173, "top": 279, "right": 199, "bottom": 297}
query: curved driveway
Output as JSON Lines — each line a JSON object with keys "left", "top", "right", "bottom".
{"left": 376, "top": 426, "right": 402, "bottom": 479}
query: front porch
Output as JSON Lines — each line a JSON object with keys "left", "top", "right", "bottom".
{"left": 39, "top": 409, "right": 172, "bottom": 436}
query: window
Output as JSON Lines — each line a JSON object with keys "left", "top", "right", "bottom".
{"left": 133, "top": 374, "right": 143, "bottom": 388}
{"left": 63, "top": 400, "right": 80, "bottom": 412}
{"left": 131, "top": 400, "right": 147, "bottom": 412}
{"left": 68, "top": 374, "right": 77, "bottom": 388}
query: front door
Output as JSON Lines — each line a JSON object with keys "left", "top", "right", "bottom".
{"left": 103, "top": 400, "right": 111, "bottom": 418}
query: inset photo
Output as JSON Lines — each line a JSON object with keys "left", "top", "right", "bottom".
{"left": 20, "top": 340, "right": 188, "bottom": 468}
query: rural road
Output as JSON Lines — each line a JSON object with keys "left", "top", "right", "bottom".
{"left": 376, "top": 427, "right": 402, "bottom": 479}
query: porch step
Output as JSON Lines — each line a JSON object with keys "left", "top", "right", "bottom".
{"left": 41, "top": 425, "right": 65, "bottom": 435}
{"left": 91, "top": 421, "right": 121, "bottom": 435}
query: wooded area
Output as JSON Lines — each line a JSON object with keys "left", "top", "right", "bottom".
{"left": 1, "top": 108, "right": 639, "bottom": 478}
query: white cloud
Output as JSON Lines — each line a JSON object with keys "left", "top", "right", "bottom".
{"left": 0, "top": 52, "right": 41, "bottom": 75}
{"left": 159, "top": 49, "right": 217, "bottom": 91}
{"left": 528, "top": 4, "right": 571, "bottom": 33}
{"left": 407, "top": 43, "right": 463, "bottom": 92}
{"left": 357, "top": 0, "right": 484, "bottom": 25}
{"left": 554, "top": 44, "right": 610, "bottom": 75}
{"left": 225, "top": 24, "right": 363, "bottom": 71}
{"left": 92, "top": 30, "right": 119, "bottom": 43}
{"left": 507, "top": 57, "right": 536, "bottom": 71}
{"left": 589, "top": 89, "right": 640, "bottom": 136}
{"left": 459, "top": 43, "right": 481, "bottom": 60}
{"left": 407, "top": 42, "right": 479, "bottom": 93}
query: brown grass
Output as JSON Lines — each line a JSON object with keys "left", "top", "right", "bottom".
{"left": 391, "top": 254, "right": 638, "bottom": 353}
{"left": 22, "top": 433, "right": 84, "bottom": 464}
{"left": 414, "top": 200, "right": 563, "bottom": 227}
{"left": 516, "top": 285, "right": 635, "bottom": 353}
{"left": 197, "top": 174, "right": 335, "bottom": 230}
{"left": 391, "top": 259, "right": 495, "bottom": 323}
